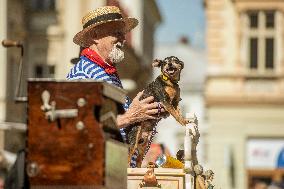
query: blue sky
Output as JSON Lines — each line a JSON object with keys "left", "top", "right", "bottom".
{"left": 155, "top": 0, "right": 205, "bottom": 49}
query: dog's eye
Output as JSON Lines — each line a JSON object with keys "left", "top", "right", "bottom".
{"left": 138, "top": 138, "right": 145, "bottom": 144}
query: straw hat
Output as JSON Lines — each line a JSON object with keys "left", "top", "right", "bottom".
{"left": 73, "top": 6, "right": 138, "bottom": 47}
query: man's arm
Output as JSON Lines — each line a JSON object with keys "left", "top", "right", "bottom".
{"left": 116, "top": 91, "right": 165, "bottom": 129}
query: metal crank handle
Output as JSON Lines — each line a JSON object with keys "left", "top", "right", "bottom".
{"left": 45, "top": 109, "right": 78, "bottom": 122}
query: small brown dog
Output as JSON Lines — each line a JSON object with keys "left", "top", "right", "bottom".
{"left": 126, "top": 56, "right": 189, "bottom": 167}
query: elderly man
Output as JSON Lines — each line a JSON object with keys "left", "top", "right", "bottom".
{"left": 67, "top": 6, "right": 163, "bottom": 167}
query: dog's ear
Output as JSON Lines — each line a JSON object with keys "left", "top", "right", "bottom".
{"left": 179, "top": 61, "right": 184, "bottom": 69}
{"left": 152, "top": 59, "right": 163, "bottom": 67}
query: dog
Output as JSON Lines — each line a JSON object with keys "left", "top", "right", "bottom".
{"left": 126, "top": 56, "right": 189, "bottom": 167}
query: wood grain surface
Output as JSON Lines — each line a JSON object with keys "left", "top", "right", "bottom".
{"left": 27, "top": 81, "right": 108, "bottom": 186}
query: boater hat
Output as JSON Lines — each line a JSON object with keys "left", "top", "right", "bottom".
{"left": 73, "top": 6, "right": 138, "bottom": 47}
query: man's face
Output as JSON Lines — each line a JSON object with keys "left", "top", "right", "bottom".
{"left": 93, "top": 22, "right": 126, "bottom": 64}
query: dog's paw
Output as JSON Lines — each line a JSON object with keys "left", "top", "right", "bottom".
{"left": 181, "top": 118, "right": 190, "bottom": 126}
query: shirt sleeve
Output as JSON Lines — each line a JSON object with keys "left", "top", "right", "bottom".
{"left": 67, "top": 59, "right": 90, "bottom": 80}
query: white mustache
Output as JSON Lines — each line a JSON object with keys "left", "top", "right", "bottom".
{"left": 108, "top": 44, "right": 125, "bottom": 63}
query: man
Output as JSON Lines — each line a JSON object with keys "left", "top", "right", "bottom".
{"left": 67, "top": 6, "right": 163, "bottom": 167}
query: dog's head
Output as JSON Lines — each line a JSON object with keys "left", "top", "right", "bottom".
{"left": 152, "top": 56, "right": 184, "bottom": 83}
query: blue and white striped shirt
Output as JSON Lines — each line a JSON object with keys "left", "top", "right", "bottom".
{"left": 67, "top": 56, "right": 123, "bottom": 88}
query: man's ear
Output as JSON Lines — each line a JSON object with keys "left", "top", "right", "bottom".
{"left": 152, "top": 59, "right": 163, "bottom": 67}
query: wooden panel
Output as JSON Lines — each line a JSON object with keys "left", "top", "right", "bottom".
{"left": 27, "top": 81, "right": 106, "bottom": 186}
{"left": 127, "top": 168, "right": 185, "bottom": 189}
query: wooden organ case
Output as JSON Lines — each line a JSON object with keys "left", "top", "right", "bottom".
{"left": 26, "top": 80, "right": 128, "bottom": 189}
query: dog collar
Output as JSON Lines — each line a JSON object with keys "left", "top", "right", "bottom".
{"left": 162, "top": 74, "right": 168, "bottom": 81}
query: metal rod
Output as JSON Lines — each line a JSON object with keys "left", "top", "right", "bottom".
{"left": 14, "top": 45, "right": 27, "bottom": 103}
{"left": 1, "top": 39, "right": 27, "bottom": 103}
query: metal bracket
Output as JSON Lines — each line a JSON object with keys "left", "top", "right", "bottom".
{"left": 41, "top": 90, "right": 78, "bottom": 122}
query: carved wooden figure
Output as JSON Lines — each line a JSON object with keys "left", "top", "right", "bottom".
{"left": 194, "top": 164, "right": 206, "bottom": 189}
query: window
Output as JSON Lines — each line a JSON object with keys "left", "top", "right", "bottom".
{"left": 35, "top": 65, "right": 43, "bottom": 78}
{"left": 34, "top": 64, "right": 55, "bottom": 78}
{"left": 265, "top": 11, "right": 275, "bottom": 28}
{"left": 265, "top": 38, "right": 274, "bottom": 69}
{"left": 245, "top": 10, "right": 276, "bottom": 73}
{"left": 249, "top": 12, "right": 258, "bottom": 28}
{"left": 30, "top": 0, "right": 55, "bottom": 11}
{"left": 249, "top": 38, "right": 258, "bottom": 69}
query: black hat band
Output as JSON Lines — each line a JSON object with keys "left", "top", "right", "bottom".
{"left": 83, "top": 13, "right": 123, "bottom": 29}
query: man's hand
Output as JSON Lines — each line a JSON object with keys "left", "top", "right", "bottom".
{"left": 117, "top": 91, "right": 165, "bottom": 128}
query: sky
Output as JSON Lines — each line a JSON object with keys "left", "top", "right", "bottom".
{"left": 155, "top": 0, "right": 206, "bottom": 49}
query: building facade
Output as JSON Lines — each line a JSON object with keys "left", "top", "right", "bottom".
{"left": 205, "top": 0, "right": 284, "bottom": 188}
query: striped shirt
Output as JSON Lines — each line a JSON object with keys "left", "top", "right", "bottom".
{"left": 67, "top": 56, "right": 123, "bottom": 88}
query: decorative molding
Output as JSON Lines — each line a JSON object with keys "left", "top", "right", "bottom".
{"left": 206, "top": 73, "right": 284, "bottom": 80}
{"left": 234, "top": 0, "right": 284, "bottom": 12}
{"left": 205, "top": 95, "right": 284, "bottom": 106}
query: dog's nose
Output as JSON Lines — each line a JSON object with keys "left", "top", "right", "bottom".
{"left": 168, "top": 62, "right": 172, "bottom": 66}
